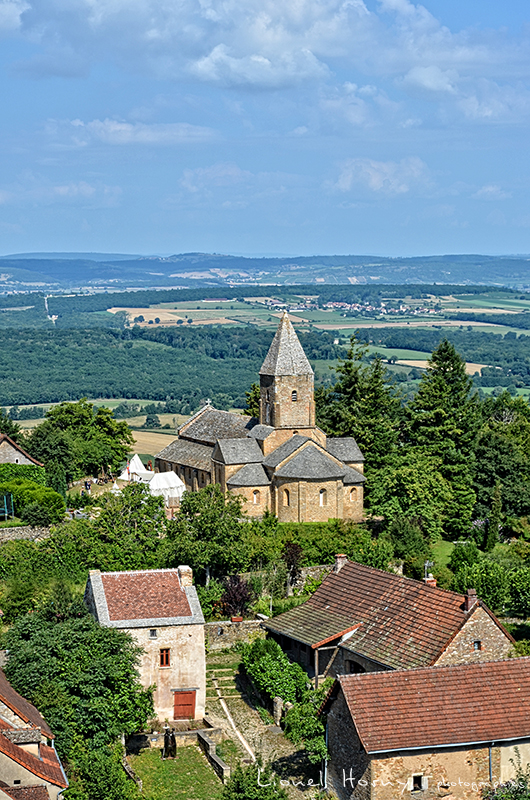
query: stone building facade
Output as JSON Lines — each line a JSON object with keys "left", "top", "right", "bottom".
{"left": 155, "top": 313, "right": 365, "bottom": 522}
{"left": 0, "top": 434, "right": 43, "bottom": 467}
{"left": 323, "top": 659, "right": 530, "bottom": 800}
{"left": 265, "top": 557, "right": 513, "bottom": 682}
{"left": 84, "top": 567, "right": 206, "bottom": 721}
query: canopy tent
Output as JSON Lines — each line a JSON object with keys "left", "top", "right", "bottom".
{"left": 148, "top": 471, "right": 186, "bottom": 504}
{"left": 119, "top": 454, "right": 154, "bottom": 483}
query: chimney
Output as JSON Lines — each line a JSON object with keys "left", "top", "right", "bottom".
{"left": 334, "top": 554, "right": 348, "bottom": 573}
{"left": 464, "top": 588, "right": 477, "bottom": 612}
{"left": 178, "top": 565, "right": 193, "bottom": 587}
{"left": 423, "top": 573, "right": 437, "bottom": 588}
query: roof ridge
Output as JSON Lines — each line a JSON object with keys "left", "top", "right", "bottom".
{"left": 340, "top": 655, "right": 530, "bottom": 682}
{"left": 338, "top": 559, "right": 468, "bottom": 602}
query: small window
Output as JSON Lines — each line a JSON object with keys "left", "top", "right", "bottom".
{"left": 13, "top": 781, "right": 21, "bottom": 786}
{"left": 319, "top": 488, "right": 327, "bottom": 507}
{"left": 350, "top": 488, "right": 357, "bottom": 502}
{"left": 474, "top": 640, "right": 482, "bottom": 651}
{"left": 412, "top": 775, "right": 423, "bottom": 792}
{"left": 150, "top": 629, "right": 157, "bottom": 638}
{"left": 348, "top": 660, "right": 365, "bottom": 674}
{"left": 15, "top": 458, "right": 19, "bottom": 464}
{"left": 284, "top": 489, "right": 290, "bottom": 507}
{"left": 253, "top": 489, "right": 261, "bottom": 505}
{"left": 160, "top": 648, "right": 170, "bottom": 667}
{"left": 291, "top": 390, "right": 298, "bottom": 402}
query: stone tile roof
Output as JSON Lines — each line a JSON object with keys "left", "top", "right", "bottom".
{"left": 212, "top": 438, "right": 264, "bottom": 466}
{"left": 265, "top": 560, "right": 505, "bottom": 669}
{"left": 227, "top": 463, "right": 271, "bottom": 487}
{"left": 100, "top": 569, "right": 191, "bottom": 621}
{"left": 247, "top": 424, "right": 275, "bottom": 441}
{"left": 262, "top": 435, "right": 309, "bottom": 469}
{"left": 0, "top": 672, "right": 53, "bottom": 739}
{"left": 3, "top": 729, "right": 41, "bottom": 745}
{"left": 326, "top": 437, "right": 364, "bottom": 464}
{"left": 342, "top": 466, "right": 366, "bottom": 485}
{"left": 0, "top": 734, "right": 67, "bottom": 788}
{"left": 259, "top": 313, "right": 313, "bottom": 377}
{"left": 0, "top": 435, "right": 43, "bottom": 467}
{"left": 337, "top": 658, "right": 530, "bottom": 754}
{"left": 275, "top": 445, "right": 347, "bottom": 480}
{"left": 0, "top": 787, "right": 51, "bottom": 800}
{"left": 155, "top": 439, "right": 213, "bottom": 471}
{"left": 179, "top": 405, "right": 256, "bottom": 445}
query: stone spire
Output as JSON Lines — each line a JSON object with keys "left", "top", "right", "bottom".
{"left": 259, "top": 312, "right": 313, "bottom": 377}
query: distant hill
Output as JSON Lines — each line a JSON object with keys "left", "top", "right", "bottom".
{"left": 1, "top": 251, "right": 530, "bottom": 291}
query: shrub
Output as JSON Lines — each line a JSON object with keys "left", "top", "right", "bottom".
{"left": 0, "top": 465, "right": 46, "bottom": 485}
{"left": 241, "top": 638, "right": 307, "bottom": 704}
{"left": 196, "top": 579, "right": 225, "bottom": 621}
{"left": 221, "top": 575, "right": 252, "bottom": 618}
{"left": 20, "top": 502, "right": 51, "bottom": 527}
{"left": 509, "top": 569, "right": 530, "bottom": 619}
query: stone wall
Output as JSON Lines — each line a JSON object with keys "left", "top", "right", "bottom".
{"left": 326, "top": 690, "right": 371, "bottom": 800}
{"left": 197, "top": 729, "right": 231, "bottom": 783}
{"left": 435, "top": 605, "right": 513, "bottom": 666}
{"left": 0, "top": 525, "right": 50, "bottom": 543}
{"left": 0, "top": 440, "right": 35, "bottom": 465}
{"left": 205, "top": 619, "right": 265, "bottom": 651}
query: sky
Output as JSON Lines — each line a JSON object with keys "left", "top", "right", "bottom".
{"left": 0, "top": 0, "right": 529, "bottom": 257}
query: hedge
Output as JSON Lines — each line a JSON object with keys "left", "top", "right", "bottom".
{"left": 0, "top": 465, "right": 45, "bottom": 486}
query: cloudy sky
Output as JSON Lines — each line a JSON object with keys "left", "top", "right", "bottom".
{"left": 0, "top": 0, "right": 529, "bottom": 256}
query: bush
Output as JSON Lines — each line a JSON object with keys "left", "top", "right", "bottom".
{"left": 196, "top": 579, "right": 225, "bottom": 621}
{"left": 221, "top": 575, "right": 252, "bottom": 618}
{"left": 241, "top": 638, "right": 307, "bottom": 704}
{"left": 452, "top": 560, "right": 509, "bottom": 612}
{"left": 0, "top": 464, "right": 46, "bottom": 485}
{"left": 222, "top": 761, "right": 288, "bottom": 800}
{"left": 20, "top": 502, "right": 51, "bottom": 527}
{"left": 509, "top": 569, "right": 530, "bottom": 619}
{"left": 0, "top": 478, "right": 65, "bottom": 523}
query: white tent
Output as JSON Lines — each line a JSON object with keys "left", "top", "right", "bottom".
{"left": 148, "top": 471, "right": 186, "bottom": 504}
{"left": 119, "top": 454, "right": 154, "bottom": 483}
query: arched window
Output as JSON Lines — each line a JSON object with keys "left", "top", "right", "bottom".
{"left": 253, "top": 490, "right": 261, "bottom": 505}
{"left": 350, "top": 488, "right": 357, "bottom": 503}
{"left": 319, "top": 488, "right": 327, "bottom": 507}
{"left": 291, "top": 390, "right": 298, "bottom": 402}
{"left": 284, "top": 489, "right": 290, "bottom": 507}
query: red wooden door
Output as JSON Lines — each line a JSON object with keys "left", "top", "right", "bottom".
{"left": 173, "top": 690, "right": 196, "bottom": 719}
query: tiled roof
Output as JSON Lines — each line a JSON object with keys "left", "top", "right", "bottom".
{"left": 0, "top": 672, "right": 53, "bottom": 739}
{"left": 0, "top": 435, "right": 43, "bottom": 467}
{"left": 342, "top": 466, "right": 366, "bottom": 485}
{"left": 337, "top": 658, "right": 530, "bottom": 754}
{"left": 326, "top": 438, "right": 364, "bottom": 464}
{"left": 265, "top": 560, "right": 495, "bottom": 669}
{"left": 4, "top": 730, "right": 41, "bottom": 745}
{"left": 262, "top": 435, "right": 309, "bottom": 469}
{"left": 0, "top": 786, "right": 51, "bottom": 800}
{"left": 227, "top": 463, "right": 271, "bottom": 487}
{"left": 178, "top": 405, "right": 256, "bottom": 445}
{"left": 247, "top": 424, "right": 275, "bottom": 441}
{"left": 266, "top": 605, "right": 361, "bottom": 648}
{"left": 155, "top": 439, "right": 213, "bottom": 471}
{"left": 259, "top": 313, "right": 313, "bottom": 377}
{"left": 212, "top": 438, "right": 263, "bottom": 465}
{"left": 0, "top": 734, "right": 66, "bottom": 788}
{"left": 100, "top": 569, "right": 191, "bottom": 621}
{"left": 275, "top": 445, "right": 346, "bottom": 480}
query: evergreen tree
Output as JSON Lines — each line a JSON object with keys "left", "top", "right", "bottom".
{"left": 46, "top": 460, "right": 68, "bottom": 499}
{"left": 485, "top": 482, "right": 503, "bottom": 552}
{"left": 244, "top": 382, "right": 261, "bottom": 418}
{"left": 0, "top": 408, "right": 21, "bottom": 442}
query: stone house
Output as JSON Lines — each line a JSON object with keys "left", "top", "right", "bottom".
{"left": 155, "top": 313, "right": 365, "bottom": 522}
{"left": 0, "top": 669, "right": 67, "bottom": 800}
{"left": 0, "top": 435, "right": 42, "bottom": 467}
{"left": 322, "top": 657, "right": 530, "bottom": 800}
{"left": 264, "top": 556, "right": 514, "bottom": 684}
{"left": 84, "top": 566, "right": 206, "bottom": 721}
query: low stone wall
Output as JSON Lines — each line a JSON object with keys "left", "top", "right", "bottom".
{"left": 0, "top": 525, "right": 50, "bottom": 543}
{"left": 127, "top": 723, "right": 224, "bottom": 753}
{"left": 197, "top": 730, "right": 231, "bottom": 783}
{"left": 205, "top": 619, "right": 265, "bottom": 651}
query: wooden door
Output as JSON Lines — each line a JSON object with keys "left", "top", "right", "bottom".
{"left": 173, "top": 690, "right": 196, "bottom": 720}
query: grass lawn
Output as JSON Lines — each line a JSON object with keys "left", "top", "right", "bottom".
{"left": 433, "top": 539, "right": 454, "bottom": 569}
{"left": 129, "top": 746, "right": 224, "bottom": 800}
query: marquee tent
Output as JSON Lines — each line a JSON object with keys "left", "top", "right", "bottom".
{"left": 119, "top": 454, "right": 154, "bottom": 483}
{"left": 148, "top": 471, "right": 185, "bottom": 504}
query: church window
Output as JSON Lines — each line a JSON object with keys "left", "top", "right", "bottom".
{"left": 350, "top": 488, "right": 357, "bottom": 502}
{"left": 284, "top": 489, "right": 290, "bottom": 507}
{"left": 253, "top": 490, "right": 261, "bottom": 505}
{"left": 291, "top": 390, "right": 298, "bottom": 402}
{"left": 319, "top": 488, "right": 327, "bottom": 507}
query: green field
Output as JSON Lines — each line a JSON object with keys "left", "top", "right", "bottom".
{"left": 129, "top": 746, "right": 223, "bottom": 800}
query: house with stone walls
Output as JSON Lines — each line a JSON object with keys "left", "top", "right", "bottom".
{"left": 155, "top": 312, "right": 365, "bottom": 522}
{"left": 322, "top": 658, "right": 530, "bottom": 800}
{"left": 84, "top": 566, "right": 206, "bottom": 721}
{"left": 264, "top": 555, "right": 514, "bottom": 684}
{"left": 0, "top": 435, "right": 43, "bottom": 468}
{"left": 0, "top": 669, "right": 67, "bottom": 800}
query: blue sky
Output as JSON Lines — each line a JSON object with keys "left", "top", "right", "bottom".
{"left": 0, "top": 0, "right": 529, "bottom": 257}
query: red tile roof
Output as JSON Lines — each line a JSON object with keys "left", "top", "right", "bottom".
{"left": 266, "top": 560, "right": 510, "bottom": 669}
{"left": 0, "top": 784, "right": 51, "bottom": 800}
{"left": 0, "top": 734, "right": 66, "bottom": 788}
{"left": 101, "top": 569, "right": 191, "bottom": 621}
{"left": 0, "top": 672, "right": 53, "bottom": 739}
{"left": 337, "top": 658, "right": 530, "bottom": 753}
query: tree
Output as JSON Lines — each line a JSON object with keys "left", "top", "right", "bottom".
{"left": 0, "top": 408, "right": 21, "bottom": 441}
{"left": 386, "top": 515, "right": 432, "bottom": 578}
{"left": 222, "top": 761, "right": 288, "bottom": 800}
{"left": 509, "top": 568, "right": 530, "bottom": 619}
{"left": 485, "top": 482, "right": 503, "bottom": 552}
{"left": 448, "top": 540, "right": 480, "bottom": 574}
{"left": 144, "top": 413, "right": 161, "bottom": 428}
{"left": 46, "top": 460, "right": 68, "bottom": 499}
{"left": 64, "top": 741, "right": 140, "bottom": 800}
{"left": 244, "top": 382, "right": 260, "bottom": 418}
{"left": 221, "top": 575, "right": 252, "bottom": 618}
{"left": 451, "top": 559, "right": 509, "bottom": 612}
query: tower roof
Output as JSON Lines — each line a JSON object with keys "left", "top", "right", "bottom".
{"left": 259, "top": 312, "right": 313, "bottom": 377}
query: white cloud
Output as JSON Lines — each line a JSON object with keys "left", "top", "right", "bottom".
{"left": 334, "top": 156, "right": 430, "bottom": 194}
{"left": 472, "top": 184, "right": 512, "bottom": 201}
{"left": 45, "top": 118, "right": 215, "bottom": 147}
{"left": 402, "top": 65, "right": 458, "bottom": 93}
{"left": 0, "top": 172, "right": 122, "bottom": 207}
{"left": 0, "top": 0, "right": 27, "bottom": 33}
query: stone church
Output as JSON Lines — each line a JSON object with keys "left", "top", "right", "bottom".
{"left": 155, "top": 313, "right": 365, "bottom": 522}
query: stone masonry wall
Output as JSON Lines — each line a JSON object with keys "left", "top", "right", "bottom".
{"left": 435, "top": 605, "right": 513, "bottom": 666}
{"left": 0, "top": 525, "right": 50, "bottom": 543}
{"left": 205, "top": 619, "right": 265, "bottom": 651}
{"left": 326, "top": 690, "right": 371, "bottom": 800}
{"left": 0, "top": 440, "right": 35, "bottom": 465}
